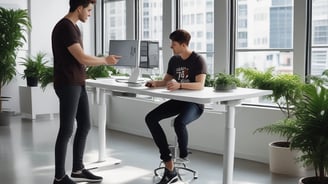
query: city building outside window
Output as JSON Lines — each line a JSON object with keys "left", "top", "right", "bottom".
{"left": 180, "top": 0, "right": 214, "bottom": 75}
{"left": 234, "top": 0, "right": 294, "bottom": 74}
{"left": 310, "top": 0, "right": 328, "bottom": 75}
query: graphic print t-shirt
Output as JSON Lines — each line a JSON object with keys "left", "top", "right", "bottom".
{"left": 167, "top": 51, "right": 207, "bottom": 83}
{"left": 167, "top": 51, "right": 207, "bottom": 108}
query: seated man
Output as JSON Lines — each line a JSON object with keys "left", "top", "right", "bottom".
{"left": 145, "top": 29, "right": 207, "bottom": 184}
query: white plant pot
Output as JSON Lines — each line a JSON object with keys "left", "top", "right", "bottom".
{"left": 269, "top": 141, "right": 307, "bottom": 176}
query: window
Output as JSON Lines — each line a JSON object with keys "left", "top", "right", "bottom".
{"left": 103, "top": 0, "right": 126, "bottom": 53}
{"left": 310, "top": 0, "right": 328, "bottom": 75}
{"left": 180, "top": 0, "right": 215, "bottom": 74}
{"left": 234, "top": 0, "right": 294, "bottom": 74}
{"left": 139, "top": 0, "right": 163, "bottom": 74}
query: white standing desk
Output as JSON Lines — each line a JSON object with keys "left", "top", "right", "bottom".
{"left": 86, "top": 78, "right": 272, "bottom": 184}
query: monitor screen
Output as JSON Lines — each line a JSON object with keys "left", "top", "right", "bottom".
{"left": 109, "top": 40, "right": 139, "bottom": 67}
{"left": 139, "top": 41, "right": 159, "bottom": 69}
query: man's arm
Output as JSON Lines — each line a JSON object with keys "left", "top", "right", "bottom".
{"left": 167, "top": 74, "right": 206, "bottom": 91}
{"left": 145, "top": 74, "right": 173, "bottom": 87}
{"left": 68, "top": 43, "right": 121, "bottom": 66}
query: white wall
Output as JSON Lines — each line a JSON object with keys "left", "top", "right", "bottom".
{"left": 105, "top": 96, "right": 284, "bottom": 163}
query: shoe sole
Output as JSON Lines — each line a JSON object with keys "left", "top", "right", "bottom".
{"left": 71, "top": 177, "right": 102, "bottom": 183}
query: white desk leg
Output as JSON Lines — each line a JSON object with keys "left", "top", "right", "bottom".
{"left": 97, "top": 88, "right": 106, "bottom": 162}
{"left": 222, "top": 100, "right": 240, "bottom": 184}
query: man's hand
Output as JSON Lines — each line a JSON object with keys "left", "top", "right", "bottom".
{"left": 166, "top": 81, "right": 180, "bottom": 91}
{"left": 105, "top": 55, "right": 121, "bottom": 65}
{"left": 145, "top": 81, "right": 156, "bottom": 88}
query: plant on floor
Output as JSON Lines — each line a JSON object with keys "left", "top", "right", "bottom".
{"left": 236, "top": 67, "right": 303, "bottom": 124}
{"left": 236, "top": 67, "right": 307, "bottom": 176}
{"left": 0, "top": 7, "right": 31, "bottom": 112}
{"left": 280, "top": 81, "right": 328, "bottom": 184}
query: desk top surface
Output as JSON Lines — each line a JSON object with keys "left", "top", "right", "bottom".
{"left": 86, "top": 78, "right": 272, "bottom": 104}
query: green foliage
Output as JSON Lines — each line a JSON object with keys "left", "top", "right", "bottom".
{"left": 39, "top": 66, "right": 54, "bottom": 90}
{"left": 236, "top": 67, "right": 303, "bottom": 118}
{"left": 213, "top": 73, "right": 240, "bottom": 90}
{"left": 205, "top": 74, "right": 215, "bottom": 87}
{"left": 20, "top": 52, "right": 48, "bottom": 79}
{"left": 86, "top": 65, "right": 121, "bottom": 79}
{"left": 291, "top": 84, "right": 328, "bottom": 181}
{"left": 0, "top": 7, "right": 31, "bottom": 111}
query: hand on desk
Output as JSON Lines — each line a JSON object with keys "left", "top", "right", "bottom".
{"left": 145, "top": 80, "right": 180, "bottom": 91}
{"left": 145, "top": 81, "right": 155, "bottom": 88}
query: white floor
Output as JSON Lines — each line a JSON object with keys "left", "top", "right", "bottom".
{"left": 0, "top": 114, "right": 304, "bottom": 184}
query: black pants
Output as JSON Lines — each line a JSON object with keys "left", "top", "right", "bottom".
{"left": 54, "top": 86, "right": 91, "bottom": 178}
{"left": 145, "top": 100, "right": 204, "bottom": 162}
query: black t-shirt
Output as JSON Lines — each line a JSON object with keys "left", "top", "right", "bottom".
{"left": 167, "top": 51, "right": 207, "bottom": 82}
{"left": 167, "top": 51, "right": 207, "bottom": 108}
{"left": 52, "top": 18, "right": 86, "bottom": 88}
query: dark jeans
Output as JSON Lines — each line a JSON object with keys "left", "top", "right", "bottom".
{"left": 54, "top": 86, "right": 91, "bottom": 178}
{"left": 145, "top": 99, "right": 204, "bottom": 162}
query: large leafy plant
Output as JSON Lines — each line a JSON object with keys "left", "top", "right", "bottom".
{"left": 267, "top": 83, "right": 328, "bottom": 183}
{"left": 236, "top": 67, "right": 304, "bottom": 145}
{"left": 0, "top": 7, "right": 31, "bottom": 111}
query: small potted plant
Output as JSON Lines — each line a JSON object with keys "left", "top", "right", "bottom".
{"left": 20, "top": 52, "right": 48, "bottom": 87}
{"left": 213, "top": 72, "right": 240, "bottom": 91}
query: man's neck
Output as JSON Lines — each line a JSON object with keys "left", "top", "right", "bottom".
{"left": 180, "top": 49, "right": 193, "bottom": 60}
{"left": 64, "top": 13, "right": 78, "bottom": 24}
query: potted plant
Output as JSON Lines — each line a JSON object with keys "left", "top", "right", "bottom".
{"left": 213, "top": 72, "right": 240, "bottom": 91}
{"left": 236, "top": 67, "right": 306, "bottom": 176}
{"left": 0, "top": 7, "right": 31, "bottom": 124}
{"left": 277, "top": 82, "right": 328, "bottom": 184}
{"left": 20, "top": 52, "right": 48, "bottom": 87}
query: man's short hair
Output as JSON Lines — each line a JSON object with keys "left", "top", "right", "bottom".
{"left": 169, "top": 29, "right": 191, "bottom": 46}
{"left": 69, "top": 0, "right": 96, "bottom": 12}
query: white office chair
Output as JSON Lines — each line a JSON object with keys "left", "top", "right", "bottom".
{"left": 154, "top": 119, "right": 198, "bottom": 182}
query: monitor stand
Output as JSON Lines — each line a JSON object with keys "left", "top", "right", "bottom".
{"left": 127, "top": 68, "right": 142, "bottom": 87}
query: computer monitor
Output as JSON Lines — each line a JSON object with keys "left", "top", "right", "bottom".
{"left": 108, "top": 40, "right": 139, "bottom": 67}
{"left": 139, "top": 41, "right": 160, "bottom": 69}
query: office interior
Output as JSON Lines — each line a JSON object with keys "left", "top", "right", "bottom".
{"left": 0, "top": 0, "right": 324, "bottom": 183}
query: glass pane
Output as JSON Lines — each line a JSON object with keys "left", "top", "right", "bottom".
{"left": 311, "top": 0, "right": 328, "bottom": 75}
{"left": 235, "top": 0, "right": 294, "bottom": 73}
{"left": 104, "top": 0, "right": 126, "bottom": 53}
{"left": 139, "top": 0, "right": 163, "bottom": 75}
{"left": 180, "top": 0, "right": 214, "bottom": 75}
{"left": 235, "top": 51, "right": 293, "bottom": 74}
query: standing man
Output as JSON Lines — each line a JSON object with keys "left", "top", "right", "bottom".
{"left": 145, "top": 29, "right": 207, "bottom": 184}
{"left": 51, "top": 0, "right": 120, "bottom": 183}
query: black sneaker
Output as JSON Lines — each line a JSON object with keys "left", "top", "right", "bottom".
{"left": 71, "top": 169, "right": 103, "bottom": 183}
{"left": 53, "top": 175, "right": 76, "bottom": 184}
{"left": 157, "top": 168, "right": 179, "bottom": 184}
